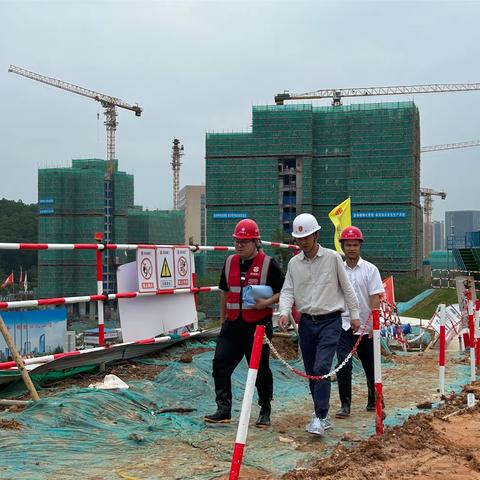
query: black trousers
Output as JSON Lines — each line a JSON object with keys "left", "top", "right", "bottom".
{"left": 212, "top": 318, "right": 273, "bottom": 406}
{"left": 336, "top": 328, "right": 375, "bottom": 406}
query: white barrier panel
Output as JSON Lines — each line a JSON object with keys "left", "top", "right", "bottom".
{"left": 118, "top": 262, "right": 197, "bottom": 342}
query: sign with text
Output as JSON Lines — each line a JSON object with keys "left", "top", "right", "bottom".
{"left": 174, "top": 247, "right": 192, "bottom": 289}
{"left": 156, "top": 247, "right": 175, "bottom": 290}
{"left": 137, "top": 248, "right": 158, "bottom": 292}
{"left": 353, "top": 211, "right": 407, "bottom": 219}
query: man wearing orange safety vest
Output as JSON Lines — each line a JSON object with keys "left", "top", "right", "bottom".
{"left": 204, "top": 219, "right": 284, "bottom": 426}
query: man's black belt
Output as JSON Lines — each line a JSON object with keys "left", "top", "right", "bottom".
{"left": 301, "top": 311, "right": 341, "bottom": 321}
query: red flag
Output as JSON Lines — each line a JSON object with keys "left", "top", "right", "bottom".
{"left": 19, "top": 267, "right": 23, "bottom": 288}
{"left": 382, "top": 276, "right": 395, "bottom": 305}
{"left": 1, "top": 272, "right": 14, "bottom": 289}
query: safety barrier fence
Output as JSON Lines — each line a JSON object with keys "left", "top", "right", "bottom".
{"left": 0, "top": 286, "right": 220, "bottom": 311}
{"left": 431, "top": 268, "right": 480, "bottom": 289}
{"left": 0, "top": 240, "right": 298, "bottom": 347}
{"left": 0, "top": 330, "right": 201, "bottom": 370}
{"left": 2, "top": 238, "right": 479, "bottom": 474}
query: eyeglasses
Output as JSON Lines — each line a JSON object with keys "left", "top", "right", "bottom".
{"left": 233, "top": 239, "right": 253, "bottom": 246}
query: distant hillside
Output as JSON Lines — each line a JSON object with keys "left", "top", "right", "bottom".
{"left": 0, "top": 198, "right": 37, "bottom": 286}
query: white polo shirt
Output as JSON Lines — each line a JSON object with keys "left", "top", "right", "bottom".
{"left": 279, "top": 244, "right": 360, "bottom": 320}
{"left": 341, "top": 257, "right": 384, "bottom": 332}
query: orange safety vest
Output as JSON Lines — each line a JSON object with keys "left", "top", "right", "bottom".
{"left": 225, "top": 252, "right": 273, "bottom": 322}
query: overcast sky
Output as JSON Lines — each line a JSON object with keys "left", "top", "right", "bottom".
{"left": 1, "top": 0, "right": 479, "bottom": 222}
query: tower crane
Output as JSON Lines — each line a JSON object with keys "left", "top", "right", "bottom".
{"left": 9, "top": 64, "right": 142, "bottom": 293}
{"left": 421, "top": 139, "right": 480, "bottom": 153}
{"left": 8, "top": 65, "right": 142, "bottom": 179}
{"left": 275, "top": 83, "right": 480, "bottom": 106}
{"left": 421, "top": 188, "right": 447, "bottom": 257}
{"left": 171, "top": 138, "right": 184, "bottom": 210}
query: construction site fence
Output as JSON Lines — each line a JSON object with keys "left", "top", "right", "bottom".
{"left": 431, "top": 268, "right": 480, "bottom": 289}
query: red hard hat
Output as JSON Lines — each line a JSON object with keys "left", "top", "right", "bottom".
{"left": 340, "top": 226, "right": 364, "bottom": 242}
{"left": 233, "top": 219, "right": 260, "bottom": 239}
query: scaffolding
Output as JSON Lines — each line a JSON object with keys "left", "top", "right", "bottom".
{"left": 206, "top": 101, "right": 422, "bottom": 275}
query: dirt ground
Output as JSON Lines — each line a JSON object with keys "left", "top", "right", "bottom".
{"left": 2, "top": 337, "right": 479, "bottom": 479}
{"left": 283, "top": 386, "right": 480, "bottom": 480}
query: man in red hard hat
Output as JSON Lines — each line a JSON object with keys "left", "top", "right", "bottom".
{"left": 204, "top": 218, "right": 284, "bottom": 427}
{"left": 335, "top": 225, "right": 384, "bottom": 419}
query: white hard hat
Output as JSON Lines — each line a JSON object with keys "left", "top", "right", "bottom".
{"left": 292, "top": 213, "right": 321, "bottom": 238}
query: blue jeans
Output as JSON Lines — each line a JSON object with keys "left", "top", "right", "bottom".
{"left": 298, "top": 313, "right": 342, "bottom": 418}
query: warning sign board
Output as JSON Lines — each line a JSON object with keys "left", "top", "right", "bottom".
{"left": 156, "top": 247, "right": 175, "bottom": 290}
{"left": 137, "top": 248, "right": 158, "bottom": 292}
{"left": 174, "top": 247, "right": 192, "bottom": 289}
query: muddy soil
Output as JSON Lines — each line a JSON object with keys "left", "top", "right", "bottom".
{"left": 283, "top": 386, "right": 480, "bottom": 480}
{"left": 3, "top": 336, "right": 478, "bottom": 480}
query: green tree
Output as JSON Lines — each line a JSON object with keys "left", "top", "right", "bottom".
{"left": 0, "top": 198, "right": 37, "bottom": 289}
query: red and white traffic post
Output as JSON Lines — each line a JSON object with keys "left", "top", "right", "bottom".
{"left": 95, "top": 233, "right": 105, "bottom": 347}
{"left": 467, "top": 291, "right": 475, "bottom": 382}
{"left": 372, "top": 308, "right": 383, "bottom": 435}
{"left": 229, "top": 325, "right": 265, "bottom": 480}
{"left": 438, "top": 303, "right": 446, "bottom": 396}
{"left": 476, "top": 300, "right": 480, "bottom": 367}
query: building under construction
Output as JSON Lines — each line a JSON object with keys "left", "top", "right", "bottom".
{"left": 206, "top": 101, "right": 422, "bottom": 275}
{"left": 38, "top": 159, "right": 184, "bottom": 299}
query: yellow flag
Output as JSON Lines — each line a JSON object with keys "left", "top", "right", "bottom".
{"left": 328, "top": 198, "right": 351, "bottom": 254}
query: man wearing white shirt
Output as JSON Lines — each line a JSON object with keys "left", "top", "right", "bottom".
{"left": 278, "top": 213, "right": 360, "bottom": 436}
{"left": 335, "top": 226, "right": 384, "bottom": 419}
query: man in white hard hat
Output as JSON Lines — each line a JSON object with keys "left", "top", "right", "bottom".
{"left": 278, "top": 213, "right": 360, "bottom": 436}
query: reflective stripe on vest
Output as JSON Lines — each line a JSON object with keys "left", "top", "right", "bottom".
{"left": 225, "top": 252, "right": 274, "bottom": 322}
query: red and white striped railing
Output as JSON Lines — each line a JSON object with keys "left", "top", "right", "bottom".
{"left": 0, "top": 241, "right": 299, "bottom": 252}
{"left": 0, "top": 330, "right": 201, "bottom": 370}
{"left": 0, "top": 286, "right": 220, "bottom": 310}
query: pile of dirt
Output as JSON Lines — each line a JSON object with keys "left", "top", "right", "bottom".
{"left": 0, "top": 418, "right": 23, "bottom": 430}
{"left": 283, "top": 385, "right": 480, "bottom": 480}
{"left": 271, "top": 335, "right": 299, "bottom": 360}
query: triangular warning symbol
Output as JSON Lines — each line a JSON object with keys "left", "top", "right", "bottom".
{"left": 161, "top": 258, "right": 172, "bottom": 278}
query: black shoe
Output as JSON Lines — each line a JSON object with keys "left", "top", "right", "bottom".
{"left": 335, "top": 403, "right": 351, "bottom": 418}
{"left": 366, "top": 400, "right": 386, "bottom": 414}
{"left": 204, "top": 410, "right": 231, "bottom": 424}
{"left": 255, "top": 403, "right": 271, "bottom": 427}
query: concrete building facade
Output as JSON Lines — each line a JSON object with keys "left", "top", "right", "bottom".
{"left": 178, "top": 185, "right": 205, "bottom": 245}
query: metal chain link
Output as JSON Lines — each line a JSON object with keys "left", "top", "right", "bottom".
{"left": 265, "top": 314, "right": 372, "bottom": 380}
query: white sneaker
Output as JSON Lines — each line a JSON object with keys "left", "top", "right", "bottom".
{"left": 305, "top": 412, "right": 317, "bottom": 432}
{"left": 323, "top": 415, "right": 332, "bottom": 430}
{"left": 307, "top": 415, "right": 331, "bottom": 436}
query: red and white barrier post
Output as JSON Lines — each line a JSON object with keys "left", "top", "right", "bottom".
{"left": 95, "top": 233, "right": 105, "bottom": 347}
{"left": 372, "top": 309, "right": 383, "bottom": 435}
{"left": 439, "top": 303, "right": 446, "bottom": 396}
{"left": 229, "top": 325, "right": 265, "bottom": 480}
{"left": 467, "top": 292, "right": 475, "bottom": 382}
{"left": 476, "top": 300, "right": 480, "bottom": 367}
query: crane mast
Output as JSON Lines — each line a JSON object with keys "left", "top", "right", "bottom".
{"left": 171, "top": 139, "right": 184, "bottom": 210}
{"left": 420, "top": 188, "right": 447, "bottom": 257}
{"left": 275, "top": 82, "right": 480, "bottom": 105}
